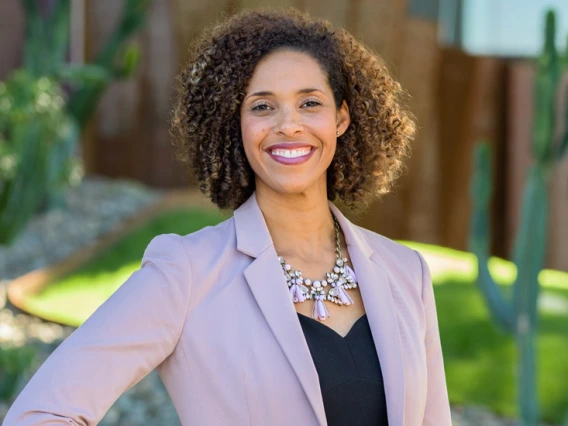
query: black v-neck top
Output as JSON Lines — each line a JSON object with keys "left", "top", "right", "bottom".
{"left": 297, "top": 313, "right": 389, "bottom": 426}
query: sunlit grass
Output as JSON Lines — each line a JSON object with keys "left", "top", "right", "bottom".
{"left": 21, "top": 211, "right": 568, "bottom": 423}
{"left": 401, "top": 240, "right": 568, "bottom": 290}
{"left": 433, "top": 277, "right": 568, "bottom": 423}
{"left": 403, "top": 241, "right": 568, "bottom": 422}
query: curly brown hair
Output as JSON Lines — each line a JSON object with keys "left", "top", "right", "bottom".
{"left": 170, "top": 7, "right": 416, "bottom": 211}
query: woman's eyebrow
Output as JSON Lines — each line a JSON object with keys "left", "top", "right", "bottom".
{"left": 245, "top": 88, "right": 324, "bottom": 100}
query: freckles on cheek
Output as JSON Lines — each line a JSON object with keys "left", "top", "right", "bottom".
{"left": 241, "top": 120, "right": 267, "bottom": 154}
{"left": 243, "top": 118, "right": 261, "bottom": 134}
{"left": 247, "top": 124, "right": 267, "bottom": 138}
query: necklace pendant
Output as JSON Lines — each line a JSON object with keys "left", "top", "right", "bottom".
{"left": 344, "top": 264, "right": 358, "bottom": 283}
{"left": 336, "top": 285, "right": 354, "bottom": 305}
{"left": 312, "top": 294, "right": 330, "bottom": 321}
{"left": 288, "top": 276, "right": 310, "bottom": 303}
{"left": 289, "top": 284, "right": 307, "bottom": 303}
{"left": 327, "top": 281, "right": 354, "bottom": 306}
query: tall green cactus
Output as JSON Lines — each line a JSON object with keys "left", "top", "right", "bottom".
{"left": 469, "top": 10, "right": 568, "bottom": 426}
{"left": 21, "top": 0, "right": 149, "bottom": 124}
{"left": 0, "top": 72, "right": 79, "bottom": 244}
{"left": 0, "top": 0, "right": 149, "bottom": 245}
{"left": 63, "top": 0, "right": 150, "bottom": 128}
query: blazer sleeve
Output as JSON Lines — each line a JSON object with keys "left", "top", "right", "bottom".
{"left": 2, "top": 234, "right": 192, "bottom": 426}
{"left": 415, "top": 250, "right": 452, "bottom": 426}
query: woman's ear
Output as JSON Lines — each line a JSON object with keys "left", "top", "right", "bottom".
{"left": 336, "top": 100, "right": 351, "bottom": 136}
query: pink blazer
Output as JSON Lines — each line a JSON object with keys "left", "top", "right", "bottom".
{"left": 4, "top": 192, "right": 451, "bottom": 426}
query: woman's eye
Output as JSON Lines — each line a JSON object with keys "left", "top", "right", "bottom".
{"left": 252, "top": 103, "right": 271, "bottom": 111}
{"left": 302, "top": 100, "right": 322, "bottom": 108}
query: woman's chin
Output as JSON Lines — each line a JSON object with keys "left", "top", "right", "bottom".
{"left": 265, "top": 179, "right": 325, "bottom": 196}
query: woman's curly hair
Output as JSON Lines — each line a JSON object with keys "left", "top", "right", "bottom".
{"left": 170, "top": 7, "right": 416, "bottom": 211}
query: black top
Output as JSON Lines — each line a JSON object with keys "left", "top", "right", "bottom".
{"left": 297, "top": 313, "right": 389, "bottom": 426}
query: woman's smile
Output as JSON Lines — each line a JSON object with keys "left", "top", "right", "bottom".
{"left": 265, "top": 143, "right": 317, "bottom": 165}
{"left": 267, "top": 147, "right": 315, "bottom": 165}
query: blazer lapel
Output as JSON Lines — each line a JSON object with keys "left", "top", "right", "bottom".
{"left": 235, "top": 193, "right": 328, "bottom": 426}
{"left": 234, "top": 193, "right": 406, "bottom": 426}
{"left": 330, "top": 203, "right": 407, "bottom": 426}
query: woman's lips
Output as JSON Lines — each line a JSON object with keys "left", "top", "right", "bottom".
{"left": 267, "top": 147, "right": 315, "bottom": 165}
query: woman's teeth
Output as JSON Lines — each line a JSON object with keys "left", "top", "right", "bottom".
{"left": 271, "top": 148, "right": 312, "bottom": 158}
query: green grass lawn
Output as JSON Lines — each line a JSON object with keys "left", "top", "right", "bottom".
{"left": 20, "top": 209, "right": 568, "bottom": 424}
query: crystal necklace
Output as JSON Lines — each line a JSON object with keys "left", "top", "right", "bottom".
{"left": 277, "top": 214, "right": 358, "bottom": 321}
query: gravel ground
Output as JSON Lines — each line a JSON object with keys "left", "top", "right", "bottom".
{"left": 0, "top": 176, "right": 164, "bottom": 281}
{"left": 0, "top": 176, "right": 561, "bottom": 425}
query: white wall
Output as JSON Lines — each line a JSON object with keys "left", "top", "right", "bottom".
{"left": 461, "top": 0, "right": 568, "bottom": 57}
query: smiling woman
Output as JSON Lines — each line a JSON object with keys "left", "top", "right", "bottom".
{"left": 4, "top": 8, "right": 451, "bottom": 426}
{"left": 170, "top": 8, "right": 415, "bottom": 212}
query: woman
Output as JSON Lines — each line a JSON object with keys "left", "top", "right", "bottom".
{"left": 4, "top": 8, "right": 451, "bottom": 426}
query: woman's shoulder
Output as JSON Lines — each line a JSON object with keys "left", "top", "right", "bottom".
{"left": 355, "top": 224, "right": 418, "bottom": 258}
{"left": 354, "top": 224, "right": 425, "bottom": 281}
{"left": 145, "top": 215, "right": 236, "bottom": 257}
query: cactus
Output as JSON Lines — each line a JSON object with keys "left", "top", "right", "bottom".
{"left": 20, "top": 0, "right": 149, "bottom": 133}
{"left": 63, "top": 0, "right": 149, "bottom": 128}
{"left": 0, "top": 0, "right": 149, "bottom": 245}
{"left": 469, "top": 10, "right": 568, "bottom": 426}
{"left": 0, "top": 71, "right": 79, "bottom": 244}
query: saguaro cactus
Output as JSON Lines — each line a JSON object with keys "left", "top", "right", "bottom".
{"left": 469, "top": 10, "right": 568, "bottom": 426}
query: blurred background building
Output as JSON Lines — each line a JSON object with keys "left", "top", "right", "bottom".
{"left": 1, "top": 0, "right": 567, "bottom": 271}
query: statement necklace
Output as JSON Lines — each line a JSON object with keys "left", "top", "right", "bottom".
{"left": 277, "top": 214, "right": 358, "bottom": 321}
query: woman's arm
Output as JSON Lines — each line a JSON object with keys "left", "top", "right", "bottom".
{"left": 3, "top": 234, "right": 192, "bottom": 426}
{"left": 415, "top": 250, "right": 452, "bottom": 426}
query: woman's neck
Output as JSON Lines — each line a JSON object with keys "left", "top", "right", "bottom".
{"left": 255, "top": 185, "right": 337, "bottom": 261}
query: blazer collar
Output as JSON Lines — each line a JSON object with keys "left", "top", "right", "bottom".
{"left": 234, "top": 191, "right": 406, "bottom": 426}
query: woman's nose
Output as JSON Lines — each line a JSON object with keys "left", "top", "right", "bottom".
{"left": 274, "top": 107, "right": 303, "bottom": 136}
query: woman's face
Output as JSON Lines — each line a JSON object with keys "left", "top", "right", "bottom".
{"left": 240, "top": 49, "right": 350, "bottom": 197}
